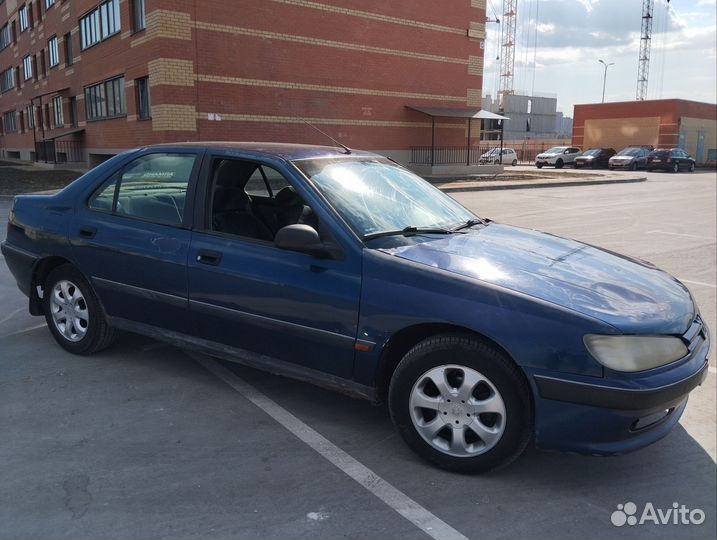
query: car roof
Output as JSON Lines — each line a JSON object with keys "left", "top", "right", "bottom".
{"left": 141, "top": 142, "right": 379, "bottom": 161}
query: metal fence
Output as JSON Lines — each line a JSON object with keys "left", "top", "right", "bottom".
{"left": 411, "top": 145, "right": 498, "bottom": 165}
{"left": 35, "top": 139, "right": 84, "bottom": 164}
{"left": 410, "top": 139, "right": 572, "bottom": 165}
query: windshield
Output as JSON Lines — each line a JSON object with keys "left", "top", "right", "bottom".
{"left": 617, "top": 147, "right": 640, "bottom": 157}
{"left": 294, "top": 157, "right": 475, "bottom": 239}
{"left": 582, "top": 149, "right": 601, "bottom": 156}
{"left": 545, "top": 147, "right": 567, "bottom": 154}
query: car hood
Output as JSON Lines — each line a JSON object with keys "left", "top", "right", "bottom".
{"left": 382, "top": 224, "right": 694, "bottom": 334}
{"left": 611, "top": 155, "right": 634, "bottom": 160}
{"left": 537, "top": 153, "right": 559, "bottom": 158}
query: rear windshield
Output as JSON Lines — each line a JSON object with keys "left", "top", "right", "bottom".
{"left": 650, "top": 150, "right": 669, "bottom": 157}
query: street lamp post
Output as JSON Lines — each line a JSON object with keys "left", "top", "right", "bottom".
{"left": 598, "top": 59, "right": 614, "bottom": 103}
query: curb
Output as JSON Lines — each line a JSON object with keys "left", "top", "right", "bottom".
{"left": 435, "top": 176, "right": 647, "bottom": 193}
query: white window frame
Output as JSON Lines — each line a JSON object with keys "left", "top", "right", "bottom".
{"left": 26, "top": 105, "right": 36, "bottom": 129}
{"left": 53, "top": 95, "right": 64, "bottom": 127}
{"left": 48, "top": 36, "right": 60, "bottom": 67}
{"left": 45, "top": 0, "right": 56, "bottom": 8}
{"left": 23, "top": 55, "right": 33, "bottom": 80}
{"left": 19, "top": 5, "right": 30, "bottom": 32}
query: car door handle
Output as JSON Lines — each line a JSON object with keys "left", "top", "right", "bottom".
{"left": 79, "top": 226, "right": 97, "bottom": 239}
{"left": 196, "top": 250, "right": 223, "bottom": 266}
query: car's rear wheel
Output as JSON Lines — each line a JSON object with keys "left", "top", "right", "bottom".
{"left": 43, "top": 264, "right": 115, "bottom": 355}
{"left": 672, "top": 162, "right": 679, "bottom": 173}
{"left": 555, "top": 159, "right": 564, "bottom": 169}
{"left": 511, "top": 159, "right": 517, "bottom": 166}
{"left": 388, "top": 334, "right": 532, "bottom": 473}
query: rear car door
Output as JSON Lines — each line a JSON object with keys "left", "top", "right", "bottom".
{"left": 70, "top": 150, "right": 203, "bottom": 334}
{"left": 187, "top": 154, "right": 362, "bottom": 379}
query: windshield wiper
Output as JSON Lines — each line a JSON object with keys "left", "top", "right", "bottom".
{"left": 451, "top": 218, "right": 489, "bottom": 232}
{"left": 362, "top": 226, "right": 464, "bottom": 241}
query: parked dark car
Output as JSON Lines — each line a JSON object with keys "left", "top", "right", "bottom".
{"left": 574, "top": 148, "right": 616, "bottom": 169}
{"left": 608, "top": 146, "right": 652, "bottom": 170}
{"left": 2, "top": 143, "right": 710, "bottom": 473}
{"left": 646, "top": 148, "right": 696, "bottom": 173}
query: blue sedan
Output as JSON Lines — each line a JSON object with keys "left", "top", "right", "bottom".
{"left": 1, "top": 143, "right": 710, "bottom": 473}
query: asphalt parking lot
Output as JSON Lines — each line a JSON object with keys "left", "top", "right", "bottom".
{"left": 1, "top": 170, "right": 715, "bottom": 540}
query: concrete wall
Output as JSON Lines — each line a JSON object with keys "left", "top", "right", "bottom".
{"left": 583, "top": 116, "right": 660, "bottom": 150}
{"left": 573, "top": 99, "right": 717, "bottom": 163}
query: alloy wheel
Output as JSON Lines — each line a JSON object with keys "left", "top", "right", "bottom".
{"left": 50, "top": 280, "right": 89, "bottom": 342}
{"left": 409, "top": 364, "right": 506, "bottom": 457}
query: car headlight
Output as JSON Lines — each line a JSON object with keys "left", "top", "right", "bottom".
{"left": 584, "top": 335, "right": 688, "bottom": 372}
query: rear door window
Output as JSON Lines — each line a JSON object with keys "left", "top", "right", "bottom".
{"left": 89, "top": 153, "right": 198, "bottom": 226}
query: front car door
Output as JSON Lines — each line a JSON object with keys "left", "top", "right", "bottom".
{"left": 186, "top": 152, "right": 362, "bottom": 380}
{"left": 70, "top": 149, "right": 203, "bottom": 334}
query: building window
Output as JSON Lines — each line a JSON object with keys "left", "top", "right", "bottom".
{"left": 40, "top": 49, "right": 47, "bottom": 77}
{"left": 64, "top": 33, "right": 73, "bottom": 66}
{"left": 69, "top": 96, "right": 77, "bottom": 127}
{"left": 53, "top": 96, "right": 64, "bottom": 127}
{"left": 136, "top": 77, "right": 151, "bottom": 119}
{"left": 26, "top": 105, "right": 36, "bottom": 129}
{"left": 81, "top": 0, "right": 120, "bottom": 50}
{"left": 23, "top": 55, "right": 33, "bottom": 80}
{"left": 85, "top": 76, "right": 126, "bottom": 121}
{"left": 0, "top": 67, "right": 15, "bottom": 93}
{"left": 19, "top": 5, "right": 30, "bottom": 32}
{"left": 0, "top": 23, "right": 11, "bottom": 50}
{"left": 36, "top": 1, "right": 43, "bottom": 23}
{"left": 132, "top": 0, "right": 146, "bottom": 32}
{"left": 45, "top": 0, "right": 56, "bottom": 8}
{"left": 3, "top": 111, "right": 18, "bottom": 133}
{"left": 48, "top": 36, "right": 59, "bottom": 67}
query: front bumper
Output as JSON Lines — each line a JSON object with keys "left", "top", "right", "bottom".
{"left": 528, "top": 320, "right": 711, "bottom": 455}
{"left": 535, "top": 157, "right": 557, "bottom": 166}
{"left": 609, "top": 161, "right": 633, "bottom": 169}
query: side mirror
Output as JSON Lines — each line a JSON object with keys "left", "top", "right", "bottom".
{"left": 275, "top": 224, "right": 337, "bottom": 259}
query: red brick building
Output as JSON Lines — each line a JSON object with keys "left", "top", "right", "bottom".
{"left": 572, "top": 99, "right": 717, "bottom": 166}
{"left": 0, "top": 0, "right": 487, "bottom": 167}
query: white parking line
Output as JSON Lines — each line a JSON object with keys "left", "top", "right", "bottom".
{"left": 680, "top": 279, "right": 717, "bottom": 290}
{"left": 647, "top": 230, "right": 716, "bottom": 241}
{"left": 0, "top": 322, "right": 46, "bottom": 339}
{"left": 194, "top": 355, "right": 469, "bottom": 540}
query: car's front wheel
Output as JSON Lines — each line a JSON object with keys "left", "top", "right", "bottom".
{"left": 536, "top": 163, "right": 543, "bottom": 169}
{"left": 511, "top": 159, "right": 518, "bottom": 166}
{"left": 672, "top": 162, "right": 679, "bottom": 173}
{"left": 43, "top": 264, "right": 116, "bottom": 355}
{"left": 388, "top": 334, "right": 532, "bottom": 473}
{"left": 689, "top": 162, "right": 695, "bottom": 172}
{"left": 555, "top": 159, "right": 564, "bottom": 169}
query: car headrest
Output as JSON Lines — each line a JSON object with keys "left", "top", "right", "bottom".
{"left": 274, "top": 186, "right": 303, "bottom": 207}
{"left": 214, "top": 160, "right": 256, "bottom": 189}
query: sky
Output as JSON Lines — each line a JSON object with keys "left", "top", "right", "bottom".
{"left": 482, "top": 0, "right": 717, "bottom": 115}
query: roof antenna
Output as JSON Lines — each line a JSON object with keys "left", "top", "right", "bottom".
{"left": 303, "top": 119, "right": 351, "bottom": 154}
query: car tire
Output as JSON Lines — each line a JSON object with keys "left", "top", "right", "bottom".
{"left": 43, "top": 264, "right": 116, "bottom": 355}
{"left": 555, "top": 159, "right": 564, "bottom": 169}
{"left": 494, "top": 160, "right": 500, "bottom": 165}
{"left": 672, "top": 162, "right": 679, "bottom": 173}
{"left": 511, "top": 159, "right": 517, "bottom": 166}
{"left": 574, "top": 163, "right": 582, "bottom": 169}
{"left": 536, "top": 163, "right": 543, "bottom": 169}
{"left": 629, "top": 162, "right": 637, "bottom": 171}
{"left": 689, "top": 162, "right": 695, "bottom": 172}
{"left": 388, "top": 333, "right": 533, "bottom": 474}
{"left": 608, "top": 165, "right": 614, "bottom": 170}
